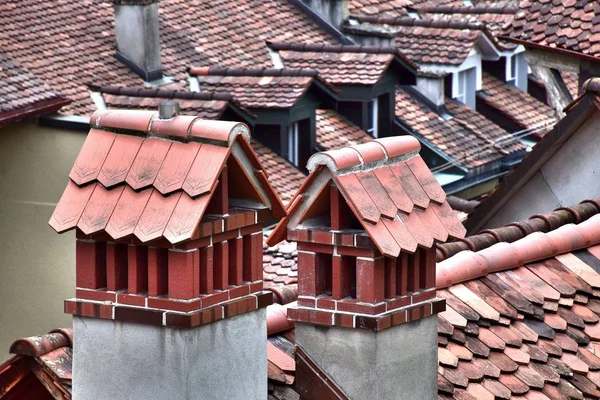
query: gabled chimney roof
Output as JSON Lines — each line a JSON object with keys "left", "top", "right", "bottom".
{"left": 267, "top": 136, "right": 466, "bottom": 257}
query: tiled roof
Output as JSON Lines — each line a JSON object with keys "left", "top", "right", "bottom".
{"left": 94, "top": 85, "right": 250, "bottom": 120}
{"left": 49, "top": 109, "right": 285, "bottom": 244}
{"left": 349, "top": 0, "right": 413, "bottom": 17}
{"left": 263, "top": 239, "right": 298, "bottom": 290}
{"left": 344, "top": 17, "right": 502, "bottom": 66}
{"left": 268, "top": 136, "right": 466, "bottom": 257}
{"left": 562, "top": 71, "right": 581, "bottom": 99}
{"left": 0, "top": 0, "right": 336, "bottom": 116}
{"left": 269, "top": 42, "right": 406, "bottom": 86}
{"left": 0, "top": 329, "right": 72, "bottom": 399}
{"left": 189, "top": 67, "right": 327, "bottom": 109}
{"left": 395, "top": 88, "right": 524, "bottom": 169}
{"left": 264, "top": 205, "right": 600, "bottom": 400}
{"left": 502, "top": 0, "right": 600, "bottom": 59}
{"left": 250, "top": 140, "right": 306, "bottom": 205}
{"left": 316, "top": 109, "right": 373, "bottom": 151}
{"left": 479, "top": 72, "right": 556, "bottom": 138}
{"left": 439, "top": 198, "right": 600, "bottom": 262}
{"left": 0, "top": 52, "right": 70, "bottom": 126}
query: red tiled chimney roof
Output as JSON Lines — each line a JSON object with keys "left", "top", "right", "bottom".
{"left": 49, "top": 108, "right": 285, "bottom": 244}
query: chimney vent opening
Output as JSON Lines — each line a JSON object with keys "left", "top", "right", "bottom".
{"left": 158, "top": 101, "right": 180, "bottom": 119}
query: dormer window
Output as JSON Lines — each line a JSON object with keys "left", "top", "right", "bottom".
{"left": 455, "top": 67, "right": 476, "bottom": 108}
{"left": 367, "top": 98, "right": 379, "bottom": 138}
{"left": 506, "top": 52, "right": 527, "bottom": 91}
{"left": 286, "top": 122, "right": 299, "bottom": 165}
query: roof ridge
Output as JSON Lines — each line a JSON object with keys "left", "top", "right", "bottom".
{"left": 436, "top": 213, "right": 600, "bottom": 289}
{"left": 90, "top": 85, "right": 233, "bottom": 102}
{"left": 414, "top": 4, "right": 519, "bottom": 14}
{"left": 306, "top": 136, "right": 421, "bottom": 173}
{"left": 188, "top": 66, "right": 318, "bottom": 78}
{"left": 267, "top": 41, "right": 400, "bottom": 54}
{"left": 9, "top": 329, "right": 72, "bottom": 357}
{"left": 438, "top": 198, "right": 600, "bottom": 261}
{"left": 348, "top": 15, "right": 487, "bottom": 31}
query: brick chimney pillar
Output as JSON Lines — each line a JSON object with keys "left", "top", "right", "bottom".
{"left": 50, "top": 105, "right": 288, "bottom": 399}
{"left": 267, "top": 137, "right": 467, "bottom": 399}
{"left": 113, "top": 0, "right": 163, "bottom": 81}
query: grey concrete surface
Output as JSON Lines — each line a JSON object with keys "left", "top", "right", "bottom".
{"left": 73, "top": 308, "right": 267, "bottom": 400}
{"left": 295, "top": 316, "right": 438, "bottom": 400}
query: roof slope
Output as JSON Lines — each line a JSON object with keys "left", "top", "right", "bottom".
{"left": 395, "top": 88, "right": 524, "bottom": 169}
{"left": 268, "top": 136, "right": 466, "bottom": 257}
{"left": 479, "top": 72, "right": 556, "bottom": 137}
{"left": 49, "top": 109, "right": 285, "bottom": 244}
{"left": 502, "top": 1, "right": 600, "bottom": 60}
{"left": 0, "top": 53, "right": 69, "bottom": 126}
{"left": 316, "top": 109, "right": 373, "bottom": 151}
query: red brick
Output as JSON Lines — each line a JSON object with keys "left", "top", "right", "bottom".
{"left": 206, "top": 166, "right": 228, "bottom": 215}
{"left": 385, "top": 257, "right": 396, "bottom": 299}
{"left": 334, "top": 313, "right": 354, "bottom": 328}
{"left": 332, "top": 255, "right": 354, "bottom": 300}
{"left": 421, "top": 247, "right": 436, "bottom": 290}
{"left": 334, "top": 232, "right": 354, "bottom": 247}
{"left": 316, "top": 297, "right": 336, "bottom": 310}
{"left": 66, "top": 300, "right": 113, "bottom": 320}
{"left": 76, "top": 240, "right": 107, "bottom": 289}
{"left": 336, "top": 245, "right": 375, "bottom": 258}
{"left": 391, "top": 309, "right": 408, "bottom": 326}
{"left": 412, "top": 289, "right": 435, "bottom": 304}
{"left": 356, "top": 257, "right": 385, "bottom": 304}
{"left": 355, "top": 315, "right": 377, "bottom": 330}
{"left": 292, "top": 229, "right": 309, "bottom": 242}
{"left": 297, "top": 296, "right": 316, "bottom": 308}
{"left": 240, "top": 223, "right": 261, "bottom": 236}
{"left": 224, "top": 210, "right": 249, "bottom": 232}
{"left": 298, "top": 251, "right": 330, "bottom": 297}
{"left": 309, "top": 229, "right": 333, "bottom": 244}
{"left": 128, "top": 246, "right": 148, "bottom": 294}
{"left": 336, "top": 300, "right": 386, "bottom": 315}
{"left": 297, "top": 242, "right": 334, "bottom": 254}
{"left": 76, "top": 288, "right": 116, "bottom": 302}
{"left": 223, "top": 296, "right": 256, "bottom": 318}
{"left": 229, "top": 284, "right": 250, "bottom": 300}
{"left": 249, "top": 281, "right": 263, "bottom": 294}
{"left": 117, "top": 293, "right": 146, "bottom": 307}
{"left": 432, "top": 298, "right": 446, "bottom": 314}
{"left": 202, "top": 290, "right": 229, "bottom": 308}
{"left": 114, "top": 306, "right": 163, "bottom": 326}
{"left": 147, "top": 247, "right": 168, "bottom": 296}
{"left": 255, "top": 291, "right": 273, "bottom": 309}
{"left": 213, "top": 240, "right": 229, "bottom": 290}
{"left": 228, "top": 236, "right": 244, "bottom": 285}
{"left": 211, "top": 229, "right": 237, "bottom": 245}
{"left": 409, "top": 305, "right": 424, "bottom": 321}
{"left": 377, "top": 315, "right": 392, "bottom": 331}
{"left": 397, "top": 252, "right": 408, "bottom": 296}
{"left": 243, "top": 232, "right": 262, "bottom": 282}
{"left": 106, "top": 243, "right": 128, "bottom": 291}
{"left": 330, "top": 184, "right": 352, "bottom": 230}
{"left": 386, "top": 295, "right": 411, "bottom": 311}
{"left": 407, "top": 250, "right": 420, "bottom": 293}
{"left": 147, "top": 296, "right": 202, "bottom": 312}
{"left": 200, "top": 246, "right": 214, "bottom": 294}
{"left": 168, "top": 249, "right": 198, "bottom": 299}
{"left": 288, "top": 308, "right": 333, "bottom": 326}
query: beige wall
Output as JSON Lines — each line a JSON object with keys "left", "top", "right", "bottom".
{"left": 0, "top": 120, "right": 85, "bottom": 360}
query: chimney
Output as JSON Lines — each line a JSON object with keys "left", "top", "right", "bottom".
{"left": 267, "top": 137, "right": 466, "bottom": 399}
{"left": 49, "top": 104, "right": 287, "bottom": 399}
{"left": 415, "top": 75, "right": 445, "bottom": 107}
{"left": 302, "top": 0, "right": 349, "bottom": 30}
{"left": 113, "top": 0, "right": 163, "bottom": 81}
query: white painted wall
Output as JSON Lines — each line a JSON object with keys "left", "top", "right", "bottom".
{"left": 0, "top": 121, "right": 84, "bottom": 360}
{"left": 487, "top": 111, "right": 600, "bottom": 228}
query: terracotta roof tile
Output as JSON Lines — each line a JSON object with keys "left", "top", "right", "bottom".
{"left": 478, "top": 72, "right": 556, "bottom": 139}
{"left": 395, "top": 88, "right": 525, "bottom": 169}
{"left": 268, "top": 136, "right": 465, "bottom": 257}
{"left": 503, "top": 0, "right": 600, "bottom": 60}
{"left": 316, "top": 109, "right": 373, "bottom": 151}
{"left": 50, "top": 109, "right": 285, "bottom": 244}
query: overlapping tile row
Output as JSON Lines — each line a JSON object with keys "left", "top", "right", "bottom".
{"left": 502, "top": 0, "right": 600, "bottom": 58}
{"left": 344, "top": 16, "right": 489, "bottom": 66}
{"left": 349, "top": 0, "right": 413, "bottom": 17}
{"left": 439, "top": 198, "right": 600, "bottom": 262}
{"left": 49, "top": 110, "right": 258, "bottom": 244}
{"left": 395, "top": 88, "right": 524, "bottom": 169}
{"left": 562, "top": 71, "right": 581, "bottom": 99}
{"left": 263, "top": 239, "right": 299, "bottom": 290}
{"left": 0, "top": 329, "right": 73, "bottom": 399}
{"left": 94, "top": 84, "right": 252, "bottom": 121}
{"left": 0, "top": 52, "right": 69, "bottom": 126}
{"left": 316, "top": 109, "right": 373, "bottom": 151}
{"left": 0, "top": 0, "right": 336, "bottom": 116}
{"left": 189, "top": 67, "right": 320, "bottom": 109}
{"left": 269, "top": 42, "right": 398, "bottom": 86}
{"left": 479, "top": 72, "right": 556, "bottom": 139}
{"left": 251, "top": 140, "right": 307, "bottom": 205}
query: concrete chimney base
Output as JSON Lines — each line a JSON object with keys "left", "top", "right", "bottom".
{"left": 295, "top": 316, "right": 438, "bottom": 400}
{"left": 72, "top": 309, "right": 267, "bottom": 400}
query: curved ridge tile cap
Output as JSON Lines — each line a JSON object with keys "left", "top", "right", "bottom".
{"left": 306, "top": 135, "right": 420, "bottom": 173}
{"left": 436, "top": 251, "right": 489, "bottom": 289}
{"left": 91, "top": 109, "right": 156, "bottom": 133}
{"left": 582, "top": 77, "right": 600, "bottom": 93}
{"left": 9, "top": 332, "right": 70, "bottom": 357}
{"left": 190, "top": 120, "right": 251, "bottom": 145}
